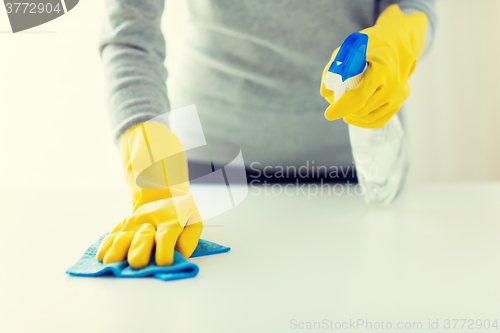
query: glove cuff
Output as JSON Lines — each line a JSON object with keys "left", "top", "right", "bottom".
{"left": 119, "top": 122, "right": 190, "bottom": 209}
{"left": 375, "top": 4, "right": 428, "bottom": 59}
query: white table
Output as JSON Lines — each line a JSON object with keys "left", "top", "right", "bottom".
{"left": 1, "top": 183, "right": 499, "bottom": 333}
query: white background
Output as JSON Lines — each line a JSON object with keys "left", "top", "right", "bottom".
{"left": 0, "top": 0, "right": 499, "bottom": 190}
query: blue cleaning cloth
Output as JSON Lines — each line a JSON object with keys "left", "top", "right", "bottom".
{"left": 67, "top": 233, "right": 230, "bottom": 281}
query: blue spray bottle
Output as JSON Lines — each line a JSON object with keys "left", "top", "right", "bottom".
{"left": 324, "top": 32, "right": 408, "bottom": 205}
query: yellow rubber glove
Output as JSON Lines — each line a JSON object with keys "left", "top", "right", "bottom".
{"left": 97, "top": 121, "right": 203, "bottom": 269}
{"left": 320, "top": 4, "right": 427, "bottom": 128}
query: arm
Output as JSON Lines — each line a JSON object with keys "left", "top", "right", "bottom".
{"left": 100, "top": 0, "right": 169, "bottom": 144}
{"left": 98, "top": 1, "right": 203, "bottom": 269}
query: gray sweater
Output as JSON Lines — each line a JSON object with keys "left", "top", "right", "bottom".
{"left": 100, "top": 0, "right": 436, "bottom": 168}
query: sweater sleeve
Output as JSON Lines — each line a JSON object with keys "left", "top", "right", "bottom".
{"left": 99, "top": 0, "right": 169, "bottom": 145}
{"left": 376, "top": 0, "right": 437, "bottom": 57}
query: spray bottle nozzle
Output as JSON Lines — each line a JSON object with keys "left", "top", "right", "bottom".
{"left": 324, "top": 32, "right": 369, "bottom": 102}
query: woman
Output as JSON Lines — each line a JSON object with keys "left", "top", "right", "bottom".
{"left": 96, "top": 0, "right": 436, "bottom": 269}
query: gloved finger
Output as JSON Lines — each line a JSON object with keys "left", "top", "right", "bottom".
{"left": 96, "top": 219, "right": 126, "bottom": 261}
{"left": 353, "top": 103, "right": 391, "bottom": 123}
{"left": 110, "top": 218, "right": 126, "bottom": 233}
{"left": 127, "top": 223, "right": 156, "bottom": 269}
{"left": 324, "top": 66, "right": 382, "bottom": 121}
{"left": 345, "top": 107, "right": 399, "bottom": 129}
{"left": 344, "top": 116, "right": 380, "bottom": 128}
{"left": 352, "top": 86, "right": 390, "bottom": 116}
{"left": 103, "top": 230, "right": 136, "bottom": 264}
{"left": 368, "top": 108, "right": 400, "bottom": 128}
{"left": 96, "top": 232, "right": 118, "bottom": 262}
{"left": 176, "top": 220, "right": 203, "bottom": 258}
{"left": 155, "top": 222, "right": 183, "bottom": 266}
